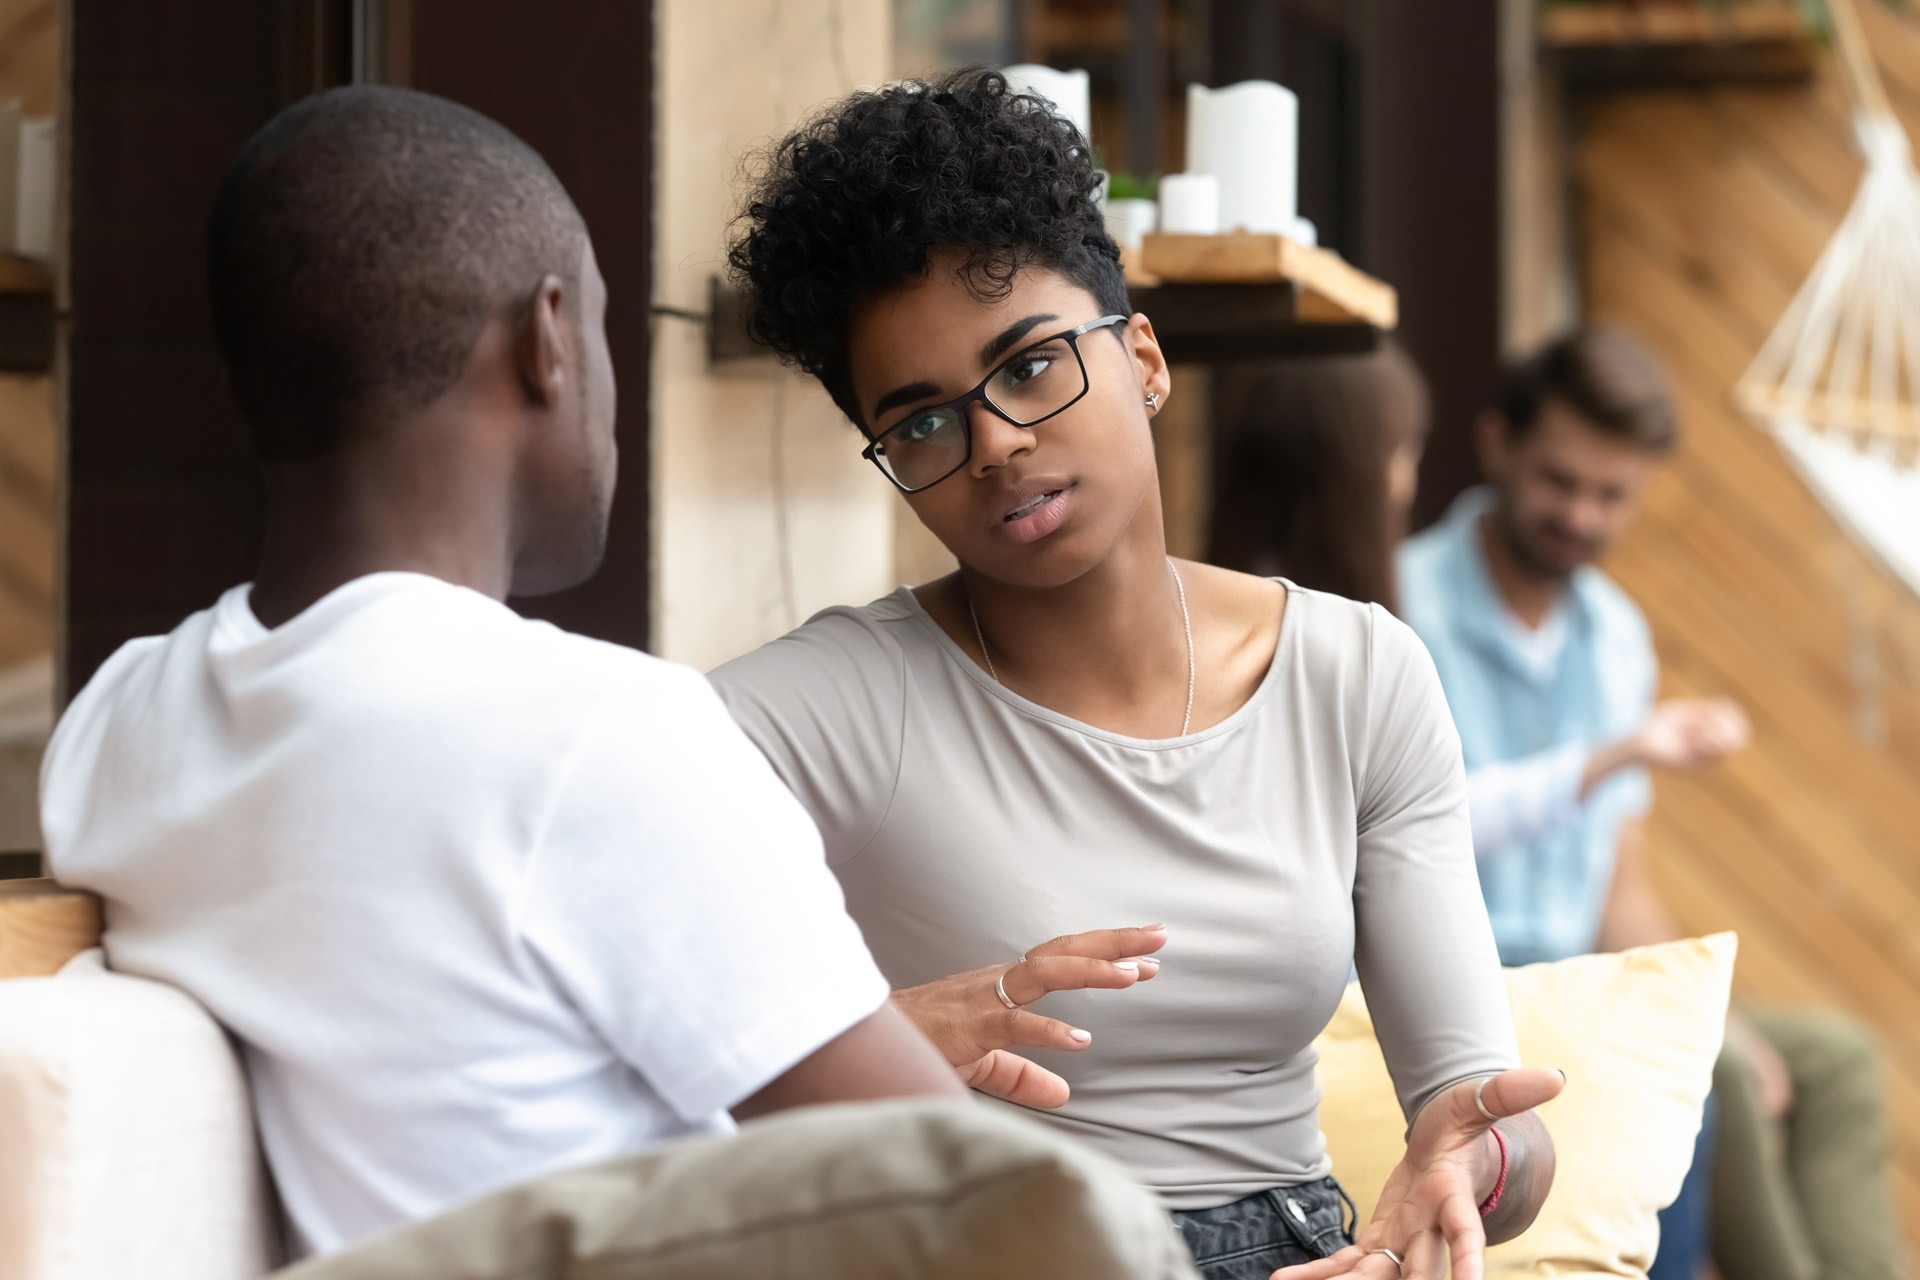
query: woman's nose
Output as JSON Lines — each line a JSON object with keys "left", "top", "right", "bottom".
{"left": 967, "top": 401, "right": 1034, "bottom": 476}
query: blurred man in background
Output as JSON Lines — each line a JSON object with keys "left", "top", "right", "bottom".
{"left": 1397, "top": 328, "right": 1900, "bottom": 1280}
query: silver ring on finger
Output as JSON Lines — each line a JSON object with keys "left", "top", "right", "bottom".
{"left": 1475, "top": 1076, "right": 1498, "bottom": 1122}
{"left": 995, "top": 970, "right": 1021, "bottom": 1010}
{"left": 1369, "top": 1249, "right": 1404, "bottom": 1274}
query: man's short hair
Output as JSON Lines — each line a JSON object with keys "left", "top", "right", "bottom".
{"left": 1497, "top": 327, "right": 1678, "bottom": 455}
{"left": 725, "top": 67, "right": 1130, "bottom": 429}
{"left": 207, "top": 85, "right": 588, "bottom": 460}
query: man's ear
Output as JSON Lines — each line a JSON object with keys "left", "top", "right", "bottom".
{"left": 515, "top": 274, "right": 569, "bottom": 407}
{"left": 1474, "top": 408, "right": 1511, "bottom": 483}
{"left": 1127, "top": 314, "right": 1171, "bottom": 416}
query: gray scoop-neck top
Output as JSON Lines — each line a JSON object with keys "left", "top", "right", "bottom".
{"left": 710, "top": 582, "right": 1517, "bottom": 1209}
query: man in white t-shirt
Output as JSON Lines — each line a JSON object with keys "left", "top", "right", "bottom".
{"left": 39, "top": 85, "right": 961, "bottom": 1258}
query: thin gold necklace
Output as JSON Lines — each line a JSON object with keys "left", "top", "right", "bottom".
{"left": 966, "top": 557, "right": 1196, "bottom": 736}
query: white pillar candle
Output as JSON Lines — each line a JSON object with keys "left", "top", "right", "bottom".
{"left": 1185, "top": 80, "right": 1299, "bottom": 235}
{"left": 1103, "top": 197, "right": 1159, "bottom": 251}
{"left": 1002, "top": 64, "right": 1093, "bottom": 148}
{"left": 1157, "top": 173, "right": 1220, "bottom": 235}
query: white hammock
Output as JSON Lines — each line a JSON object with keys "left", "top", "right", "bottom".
{"left": 1738, "top": 0, "right": 1920, "bottom": 459}
{"left": 1773, "top": 418, "right": 1920, "bottom": 597}
{"left": 1735, "top": 0, "right": 1920, "bottom": 590}
{"left": 1735, "top": 0, "right": 1920, "bottom": 735}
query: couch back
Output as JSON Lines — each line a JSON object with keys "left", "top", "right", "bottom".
{"left": 0, "top": 948, "right": 285, "bottom": 1280}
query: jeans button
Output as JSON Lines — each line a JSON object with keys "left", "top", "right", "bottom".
{"left": 1287, "top": 1197, "right": 1309, "bottom": 1225}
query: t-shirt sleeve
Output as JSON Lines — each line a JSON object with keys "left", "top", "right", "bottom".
{"left": 707, "top": 609, "right": 909, "bottom": 865}
{"left": 1351, "top": 606, "right": 1520, "bottom": 1122}
{"left": 515, "top": 663, "right": 890, "bottom": 1123}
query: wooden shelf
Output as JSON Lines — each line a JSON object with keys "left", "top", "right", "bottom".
{"left": 0, "top": 253, "right": 54, "bottom": 373}
{"left": 1541, "top": 1, "right": 1814, "bottom": 84}
{"left": 1137, "top": 232, "right": 1398, "bottom": 328}
{"left": 1128, "top": 281, "right": 1383, "bottom": 362}
{"left": 699, "top": 261, "right": 1390, "bottom": 371}
{"left": 0, "top": 253, "right": 51, "bottom": 295}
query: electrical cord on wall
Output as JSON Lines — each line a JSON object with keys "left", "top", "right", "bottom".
{"left": 768, "top": 376, "right": 800, "bottom": 632}
{"left": 826, "top": 0, "right": 853, "bottom": 92}
{"left": 762, "top": 0, "right": 855, "bottom": 635}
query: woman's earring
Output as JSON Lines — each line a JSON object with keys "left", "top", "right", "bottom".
{"left": 1144, "top": 392, "right": 1161, "bottom": 410}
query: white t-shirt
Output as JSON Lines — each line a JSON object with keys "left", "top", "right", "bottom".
{"left": 40, "top": 573, "right": 890, "bottom": 1257}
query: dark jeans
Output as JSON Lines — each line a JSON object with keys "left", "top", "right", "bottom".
{"left": 1172, "top": 1176, "right": 1357, "bottom": 1280}
{"left": 1650, "top": 1090, "right": 1717, "bottom": 1280}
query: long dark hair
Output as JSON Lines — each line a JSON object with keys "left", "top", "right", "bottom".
{"left": 1206, "top": 341, "right": 1429, "bottom": 610}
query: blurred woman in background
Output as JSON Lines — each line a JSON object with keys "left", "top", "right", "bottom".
{"left": 1207, "top": 341, "right": 1428, "bottom": 611}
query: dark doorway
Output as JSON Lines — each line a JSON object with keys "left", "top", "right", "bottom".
{"left": 63, "top": 1, "right": 652, "bottom": 695}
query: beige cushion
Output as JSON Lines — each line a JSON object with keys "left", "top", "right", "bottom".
{"left": 0, "top": 949, "right": 283, "bottom": 1280}
{"left": 274, "top": 1098, "right": 1200, "bottom": 1280}
{"left": 1313, "top": 934, "right": 1737, "bottom": 1280}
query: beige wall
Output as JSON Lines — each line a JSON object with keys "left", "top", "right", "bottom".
{"left": 1499, "top": 0, "right": 1576, "bottom": 357}
{"left": 652, "top": 0, "right": 902, "bottom": 671}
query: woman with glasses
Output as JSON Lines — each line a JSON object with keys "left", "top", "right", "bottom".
{"left": 710, "top": 69, "right": 1561, "bottom": 1280}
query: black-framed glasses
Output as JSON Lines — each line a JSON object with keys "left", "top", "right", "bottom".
{"left": 861, "top": 315, "right": 1128, "bottom": 493}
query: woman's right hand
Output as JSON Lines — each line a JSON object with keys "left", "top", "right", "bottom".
{"left": 891, "top": 925, "right": 1168, "bottom": 1109}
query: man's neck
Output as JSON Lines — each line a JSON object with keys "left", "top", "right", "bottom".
{"left": 1476, "top": 510, "right": 1566, "bottom": 631}
{"left": 249, "top": 436, "right": 517, "bottom": 629}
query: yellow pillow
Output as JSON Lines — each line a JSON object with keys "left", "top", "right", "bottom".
{"left": 1313, "top": 934, "right": 1735, "bottom": 1280}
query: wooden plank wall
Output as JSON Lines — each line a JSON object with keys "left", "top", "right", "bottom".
{"left": 0, "top": 0, "right": 55, "bottom": 670}
{"left": 1574, "top": 7, "right": 1920, "bottom": 1244}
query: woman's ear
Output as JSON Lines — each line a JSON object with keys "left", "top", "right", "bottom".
{"left": 1125, "top": 314, "right": 1171, "bottom": 417}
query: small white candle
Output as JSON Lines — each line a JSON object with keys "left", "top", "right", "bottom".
{"left": 1158, "top": 173, "right": 1220, "bottom": 235}
{"left": 1103, "top": 198, "right": 1159, "bottom": 251}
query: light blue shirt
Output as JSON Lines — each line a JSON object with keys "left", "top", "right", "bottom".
{"left": 1397, "top": 487, "right": 1655, "bottom": 965}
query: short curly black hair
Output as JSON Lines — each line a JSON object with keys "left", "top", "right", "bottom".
{"left": 727, "top": 67, "right": 1129, "bottom": 429}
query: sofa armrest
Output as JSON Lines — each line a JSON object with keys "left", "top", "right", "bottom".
{"left": 0, "top": 879, "right": 103, "bottom": 978}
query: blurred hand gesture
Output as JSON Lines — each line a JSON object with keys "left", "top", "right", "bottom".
{"left": 1726, "top": 1011, "right": 1795, "bottom": 1118}
{"left": 890, "top": 924, "right": 1167, "bottom": 1109}
{"left": 1632, "top": 698, "right": 1749, "bottom": 771}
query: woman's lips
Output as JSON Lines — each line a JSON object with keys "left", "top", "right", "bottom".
{"left": 997, "top": 485, "right": 1074, "bottom": 544}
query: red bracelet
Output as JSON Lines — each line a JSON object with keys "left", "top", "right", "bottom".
{"left": 1478, "top": 1125, "right": 1509, "bottom": 1217}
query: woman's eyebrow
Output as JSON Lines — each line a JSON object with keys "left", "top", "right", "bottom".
{"left": 872, "top": 380, "right": 941, "bottom": 421}
{"left": 870, "top": 312, "right": 1063, "bottom": 423}
{"left": 980, "top": 313, "right": 1060, "bottom": 367}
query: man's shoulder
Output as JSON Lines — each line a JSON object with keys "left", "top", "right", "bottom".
{"left": 1571, "top": 565, "right": 1651, "bottom": 650}
{"left": 55, "top": 577, "right": 720, "bottom": 766}
{"left": 1399, "top": 515, "right": 1458, "bottom": 566}
{"left": 326, "top": 573, "right": 710, "bottom": 707}
{"left": 1395, "top": 521, "right": 1467, "bottom": 641}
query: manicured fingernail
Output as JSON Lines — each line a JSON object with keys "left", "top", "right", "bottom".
{"left": 1069, "top": 1028, "right": 1092, "bottom": 1044}
{"left": 1555, "top": 1069, "right": 1569, "bottom": 1084}
{"left": 1138, "top": 957, "right": 1162, "bottom": 968}
{"left": 1142, "top": 923, "right": 1167, "bottom": 930}
{"left": 1115, "top": 960, "right": 1139, "bottom": 971}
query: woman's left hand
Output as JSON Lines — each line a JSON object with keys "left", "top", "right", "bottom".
{"left": 1271, "top": 1067, "right": 1565, "bottom": 1280}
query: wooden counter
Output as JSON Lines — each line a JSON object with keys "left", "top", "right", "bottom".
{"left": 0, "top": 879, "right": 103, "bottom": 978}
